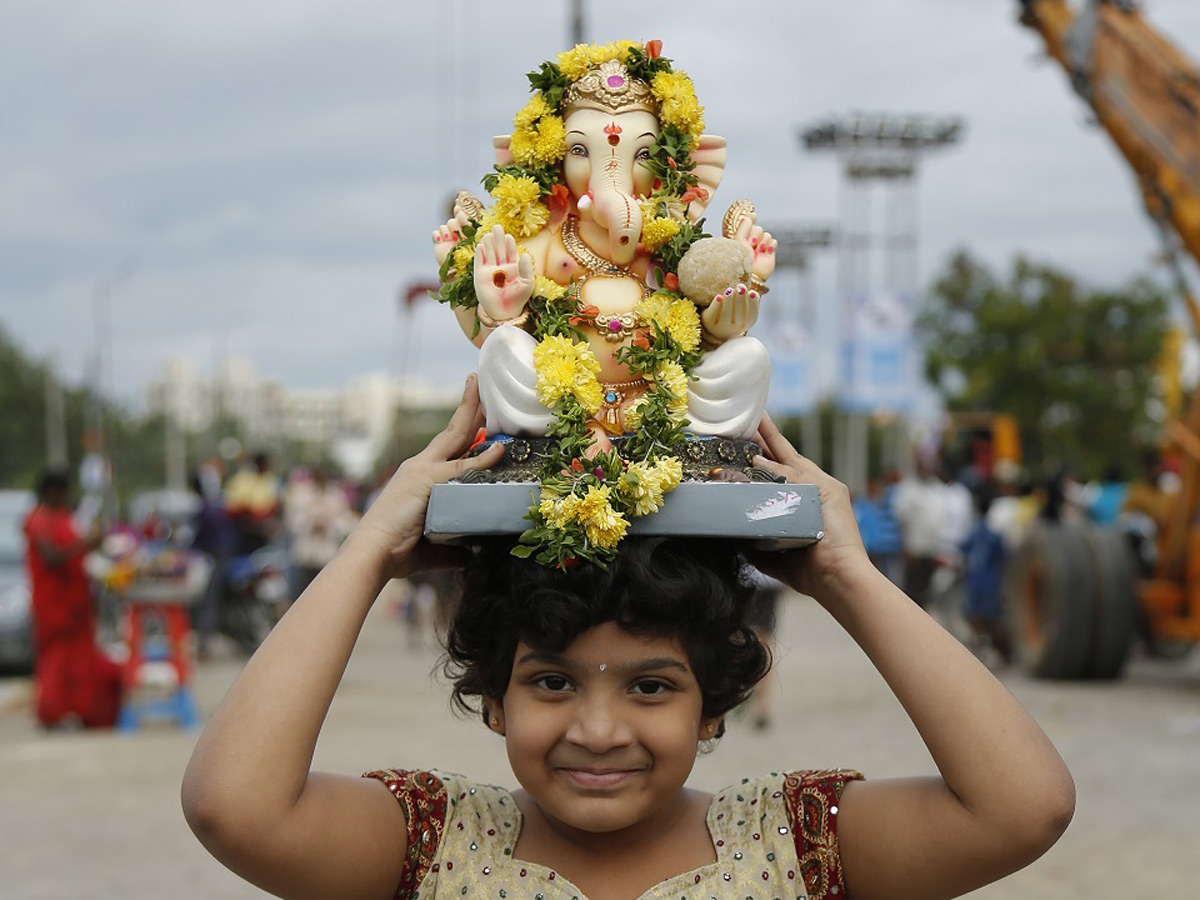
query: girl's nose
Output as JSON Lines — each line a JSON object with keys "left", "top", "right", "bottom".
{"left": 564, "top": 697, "right": 635, "bottom": 752}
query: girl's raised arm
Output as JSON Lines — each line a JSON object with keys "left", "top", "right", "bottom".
{"left": 751, "top": 414, "right": 1075, "bottom": 900}
{"left": 181, "top": 376, "right": 503, "bottom": 900}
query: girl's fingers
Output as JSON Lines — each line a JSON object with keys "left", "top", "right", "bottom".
{"left": 425, "top": 375, "right": 484, "bottom": 458}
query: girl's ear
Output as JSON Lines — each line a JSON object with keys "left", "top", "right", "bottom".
{"left": 699, "top": 718, "right": 723, "bottom": 740}
{"left": 486, "top": 701, "right": 506, "bottom": 737}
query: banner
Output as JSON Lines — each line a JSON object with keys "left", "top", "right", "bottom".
{"left": 836, "top": 289, "right": 916, "bottom": 414}
{"left": 766, "top": 320, "right": 816, "bottom": 416}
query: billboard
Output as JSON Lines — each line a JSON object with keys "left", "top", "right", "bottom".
{"left": 836, "top": 289, "right": 916, "bottom": 414}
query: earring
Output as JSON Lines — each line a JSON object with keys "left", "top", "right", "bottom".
{"left": 491, "top": 716, "right": 500, "bottom": 729}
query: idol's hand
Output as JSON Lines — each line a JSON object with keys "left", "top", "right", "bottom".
{"left": 748, "top": 412, "right": 870, "bottom": 599}
{"left": 352, "top": 375, "right": 503, "bottom": 580}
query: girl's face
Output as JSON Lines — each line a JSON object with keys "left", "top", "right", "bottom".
{"left": 497, "top": 621, "right": 717, "bottom": 838}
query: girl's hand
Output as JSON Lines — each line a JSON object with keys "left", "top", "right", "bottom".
{"left": 748, "top": 412, "right": 871, "bottom": 598}
{"left": 352, "top": 374, "right": 503, "bottom": 580}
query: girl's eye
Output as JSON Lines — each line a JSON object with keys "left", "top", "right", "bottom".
{"left": 536, "top": 675, "right": 573, "bottom": 692}
{"left": 631, "top": 680, "right": 670, "bottom": 696}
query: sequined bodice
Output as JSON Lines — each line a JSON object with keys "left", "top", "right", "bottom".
{"left": 364, "top": 768, "right": 862, "bottom": 900}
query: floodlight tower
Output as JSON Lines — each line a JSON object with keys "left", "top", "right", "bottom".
{"left": 766, "top": 224, "right": 835, "bottom": 466}
{"left": 800, "top": 113, "right": 962, "bottom": 486}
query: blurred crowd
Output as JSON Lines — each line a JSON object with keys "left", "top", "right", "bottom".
{"left": 17, "top": 452, "right": 460, "bottom": 732}
{"left": 851, "top": 448, "right": 1177, "bottom": 665}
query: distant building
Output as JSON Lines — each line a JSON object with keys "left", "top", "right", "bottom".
{"left": 145, "top": 356, "right": 458, "bottom": 478}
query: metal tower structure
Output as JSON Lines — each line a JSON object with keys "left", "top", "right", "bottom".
{"left": 799, "top": 113, "right": 962, "bottom": 487}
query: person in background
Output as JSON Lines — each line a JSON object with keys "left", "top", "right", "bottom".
{"left": 851, "top": 474, "right": 903, "bottom": 585}
{"left": 1086, "top": 463, "right": 1128, "bottom": 526}
{"left": 224, "top": 452, "right": 281, "bottom": 557}
{"left": 23, "top": 470, "right": 121, "bottom": 729}
{"left": 892, "top": 457, "right": 945, "bottom": 607}
{"left": 285, "top": 466, "right": 357, "bottom": 596}
{"left": 189, "top": 474, "right": 238, "bottom": 660}
{"left": 961, "top": 483, "right": 1012, "bottom": 666}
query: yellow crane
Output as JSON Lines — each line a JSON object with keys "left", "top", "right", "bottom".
{"left": 1009, "top": 0, "right": 1200, "bottom": 676}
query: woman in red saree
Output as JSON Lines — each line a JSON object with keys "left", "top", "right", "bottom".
{"left": 23, "top": 471, "right": 120, "bottom": 728}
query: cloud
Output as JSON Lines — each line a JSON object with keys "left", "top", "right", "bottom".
{"left": 1, "top": 0, "right": 1198, "bottom": 408}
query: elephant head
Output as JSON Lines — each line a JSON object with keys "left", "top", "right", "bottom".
{"left": 492, "top": 61, "right": 727, "bottom": 267}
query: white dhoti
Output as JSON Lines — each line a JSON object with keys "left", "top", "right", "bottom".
{"left": 685, "top": 336, "right": 771, "bottom": 440}
{"left": 477, "top": 325, "right": 554, "bottom": 437}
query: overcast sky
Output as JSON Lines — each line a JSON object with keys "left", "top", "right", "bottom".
{"left": 3, "top": 0, "right": 1199, "bottom": 409}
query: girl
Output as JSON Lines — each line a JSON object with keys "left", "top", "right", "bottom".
{"left": 182, "top": 375, "right": 1074, "bottom": 900}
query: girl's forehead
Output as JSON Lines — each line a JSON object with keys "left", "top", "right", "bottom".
{"left": 515, "top": 621, "right": 689, "bottom": 666}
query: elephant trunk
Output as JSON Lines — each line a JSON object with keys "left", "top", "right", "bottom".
{"left": 589, "top": 163, "right": 642, "bottom": 267}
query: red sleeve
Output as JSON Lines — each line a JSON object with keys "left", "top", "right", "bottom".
{"left": 362, "top": 769, "right": 448, "bottom": 900}
{"left": 783, "top": 768, "right": 863, "bottom": 900}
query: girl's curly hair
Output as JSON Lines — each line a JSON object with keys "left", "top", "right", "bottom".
{"left": 442, "top": 536, "right": 772, "bottom": 732}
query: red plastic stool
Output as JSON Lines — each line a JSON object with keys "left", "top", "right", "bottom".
{"left": 117, "top": 588, "right": 198, "bottom": 730}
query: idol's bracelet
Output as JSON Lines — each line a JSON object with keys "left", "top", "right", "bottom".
{"left": 476, "top": 306, "right": 531, "bottom": 329}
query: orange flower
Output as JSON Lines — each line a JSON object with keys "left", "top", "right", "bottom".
{"left": 570, "top": 458, "right": 585, "bottom": 473}
{"left": 634, "top": 331, "right": 651, "bottom": 350}
{"left": 663, "top": 272, "right": 679, "bottom": 291}
{"left": 645, "top": 39, "right": 662, "bottom": 59}
{"left": 548, "top": 183, "right": 570, "bottom": 217}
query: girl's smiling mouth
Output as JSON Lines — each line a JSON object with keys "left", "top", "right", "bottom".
{"left": 559, "top": 768, "right": 640, "bottom": 789}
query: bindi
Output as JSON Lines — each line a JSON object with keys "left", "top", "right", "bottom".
{"left": 604, "top": 121, "right": 622, "bottom": 145}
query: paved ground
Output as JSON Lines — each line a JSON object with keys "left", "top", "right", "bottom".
{"left": 2, "top": 591, "right": 1199, "bottom": 900}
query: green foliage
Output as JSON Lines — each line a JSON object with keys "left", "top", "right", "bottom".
{"left": 624, "top": 46, "right": 673, "bottom": 85}
{"left": 646, "top": 125, "right": 700, "bottom": 198}
{"left": 655, "top": 218, "right": 709, "bottom": 274}
{"left": 526, "top": 62, "right": 570, "bottom": 111}
{"left": 918, "top": 251, "right": 1171, "bottom": 478}
{"left": 481, "top": 164, "right": 560, "bottom": 197}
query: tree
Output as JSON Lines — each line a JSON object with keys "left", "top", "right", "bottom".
{"left": 918, "top": 251, "right": 1171, "bottom": 478}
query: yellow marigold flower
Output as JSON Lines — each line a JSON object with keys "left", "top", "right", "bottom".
{"left": 511, "top": 113, "right": 567, "bottom": 167}
{"left": 611, "top": 39, "right": 640, "bottom": 62}
{"left": 573, "top": 374, "right": 603, "bottom": 415}
{"left": 641, "top": 216, "right": 681, "bottom": 254}
{"left": 539, "top": 491, "right": 580, "bottom": 530}
{"left": 476, "top": 210, "right": 500, "bottom": 238}
{"left": 621, "top": 461, "right": 667, "bottom": 518}
{"left": 635, "top": 293, "right": 673, "bottom": 331}
{"left": 623, "top": 396, "right": 648, "bottom": 432}
{"left": 642, "top": 195, "right": 686, "bottom": 223}
{"left": 534, "top": 334, "right": 601, "bottom": 411}
{"left": 652, "top": 71, "right": 705, "bottom": 142}
{"left": 574, "top": 484, "right": 629, "bottom": 549}
{"left": 653, "top": 455, "right": 683, "bottom": 491}
{"left": 533, "top": 275, "right": 568, "bottom": 302}
{"left": 514, "top": 94, "right": 552, "bottom": 130}
{"left": 451, "top": 244, "right": 474, "bottom": 273}
{"left": 536, "top": 355, "right": 580, "bottom": 408}
{"left": 491, "top": 173, "right": 549, "bottom": 238}
{"left": 556, "top": 44, "right": 595, "bottom": 81}
{"left": 664, "top": 297, "right": 701, "bottom": 353}
{"left": 653, "top": 359, "right": 691, "bottom": 419}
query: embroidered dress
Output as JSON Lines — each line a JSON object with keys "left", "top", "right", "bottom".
{"left": 363, "top": 768, "right": 863, "bottom": 900}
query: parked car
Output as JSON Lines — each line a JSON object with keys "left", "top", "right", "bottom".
{"left": 0, "top": 490, "right": 35, "bottom": 672}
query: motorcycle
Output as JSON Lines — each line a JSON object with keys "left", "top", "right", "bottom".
{"left": 207, "top": 544, "right": 291, "bottom": 655}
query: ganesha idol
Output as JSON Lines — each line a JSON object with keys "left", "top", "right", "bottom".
{"left": 428, "top": 40, "right": 782, "bottom": 565}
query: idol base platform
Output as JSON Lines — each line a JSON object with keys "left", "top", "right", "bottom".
{"left": 425, "top": 481, "right": 823, "bottom": 550}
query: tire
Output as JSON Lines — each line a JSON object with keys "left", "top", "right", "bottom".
{"left": 1005, "top": 521, "right": 1094, "bottom": 679}
{"left": 1080, "top": 525, "right": 1137, "bottom": 679}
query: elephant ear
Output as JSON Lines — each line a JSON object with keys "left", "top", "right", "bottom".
{"left": 686, "top": 135, "right": 727, "bottom": 222}
{"left": 493, "top": 135, "right": 514, "bottom": 167}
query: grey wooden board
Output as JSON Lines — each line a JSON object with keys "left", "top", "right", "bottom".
{"left": 425, "top": 481, "right": 823, "bottom": 549}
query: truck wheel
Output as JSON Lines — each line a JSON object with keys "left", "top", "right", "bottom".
{"left": 1080, "top": 526, "right": 1137, "bottom": 678}
{"left": 1005, "top": 521, "right": 1093, "bottom": 679}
